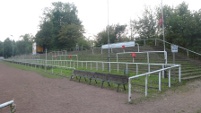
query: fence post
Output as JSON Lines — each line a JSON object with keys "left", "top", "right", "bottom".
{"left": 102, "top": 62, "right": 104, "bottom": 71}
{"left": 91, "top": 62, "right": 92, "bottom": 70}
{"left": 77, "top": 55, "right": 78, "bottom": 68}
{"left": 162, "top": 65, "right": 164, "bottom": 78}
{"left": 159, "top": 72, "right": 161, "bottom": 91}
{"left": 109, "top": 62, "right": 111, "bottom": 73}
{"left": 145, "top": 75, "right": 148, "bottom": 96}
{"left": 96, "top": 62, "right": 98, "bottom": 70}
{"left": 116, "top": 54, "right": 119, "bottom": 72}
{"left": 168, "top": 69, "right": 171, "bottom": 87}
{"left": 136, "top": 64, "right": 138, "bottom": 75}
{"left": 179, "top": 66, "right": 181, "bottom": 82}
{"left": 128, "top": 78, "right": 132, "bottom": 103}
{"left": 137, "top": 43, "right": 139, "bottom": 52}
{"left": 187, "top": 50, "right": 189, "bottom": 57}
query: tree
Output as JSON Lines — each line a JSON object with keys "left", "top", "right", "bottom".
{"left": 95, "top": 24, "right": 127, "bottom": 47}
{"left": 132, "top": 7, "right": 157, "bottom": 39}
{"left": 15, "top": 34, "right": 33, "bottom": 55}
{"left": 0, "top": 41, "right": 3, "bottom": 56}
{"left": 3, "top": 38, "right": 12, "bottom": 58}
{"left": 35, "top": 2, "right": 84, "bottom": 51}
{"left": 132, "top": 2, "right": 201, "bottom": 53}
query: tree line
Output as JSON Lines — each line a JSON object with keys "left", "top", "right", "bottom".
{"left": 1, "top": 2, "right": 201, "bottom": 58}
{"left": 132, "top": 2, "right": 201, "bottom": 52}
{"left": 0, "top": 34, "right": 33, "bottom": 58}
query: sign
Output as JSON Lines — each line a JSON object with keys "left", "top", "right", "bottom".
{"left": 171, "top": 44, "right": 178, "bottom": 53}
{"left": 131, "top": 52, "right": 136, "bottom": 58}
{"left": 101, "top": 41, "right": 135, "bottom": 49}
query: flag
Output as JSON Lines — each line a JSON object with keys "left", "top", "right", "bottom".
{"left": 158, "top": 13, "right": 163, "bottom": 28}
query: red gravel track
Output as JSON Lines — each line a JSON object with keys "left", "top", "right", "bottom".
{"left": 0, "top": 62, "right": 201, "bottom": 113}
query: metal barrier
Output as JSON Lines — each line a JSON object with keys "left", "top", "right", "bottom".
{"left": 138, "top": 38, "right": 201, "bottom": 59}
{"left": 116, "top": 51, "right": 167, "bottom": 64}
{"left": 128, "top": 64, "right": 181, "bottom": 103}
{"left": 5, "top": 58, "right": 177, "bottom": 77}
{"left": 0, "top": 100, "right": 15, "bottom": 113}
{"left": 4, "top": 58, "right": 181, "bottom": 103}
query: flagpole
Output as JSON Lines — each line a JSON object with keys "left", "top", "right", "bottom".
{"left": 161, "top": 0, "right": 165, "bottom": 52}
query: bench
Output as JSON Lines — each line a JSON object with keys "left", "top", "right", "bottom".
{"left": 70, "top": 70, "right": 128, "bottom": 91}
{"left": 93, "top": 72, "right": 109, "bottom": 88}
{"left": 70, "top": 70, "right": 95, "bottom": 82}
{"left": 107, "top": 74, "right": 128, "bottom": 92}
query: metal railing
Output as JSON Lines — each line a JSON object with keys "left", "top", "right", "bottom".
{"left": 0, "top": 100, "right": 15, "bottom": 113}
{"left": 128, "top": 64, "right": 181, "bottom": 102}
{"left": 116, "top": 51, "right": 167, "bottom": 64}
{"left": 137, "top": 38, "right": 201, "bottom": 60}
{"left": 5, "top": 57, "right": 181, "bottom": 103}
{"left": 5, "top": 58, "right": 178, "bottom": 77}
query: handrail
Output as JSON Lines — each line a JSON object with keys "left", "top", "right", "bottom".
{"left": 128, "top": 64, "right": 181, "bottom": 102}
{"left": 116, "top": 51, "right": 167, "bottom": 64}
{"left": 156, "top": 38, "right": 201, "bottom": 56}
{"left": 117, "top": 51, "right": 166, "bottom": 55}
{"left": 129, "top": 64, "right": 180, "bottom": 79}
{"left": 0, "top": 100, "right": 15, "bottom": 113}
{"left": 10, "top": 59, "right": 176, "bottom": 66}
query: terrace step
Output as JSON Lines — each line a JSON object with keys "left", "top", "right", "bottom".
{"left": 181, "top": 75, "right": 201, "bottom": 80}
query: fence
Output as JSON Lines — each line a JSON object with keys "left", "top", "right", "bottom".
{"left": 137, "top": 38, "right": 201, "bottom": 60}
{"left": 0, "top": 100, "right": 15, "bottom": 113}
{"left": 116, "top": 51, "right": 167, "bottom": 64}
{"left": 5, "top": 57, "right": 179, "bottom": 78}
{"left": 128, "top": 64, "right": 181, "bottom": 102}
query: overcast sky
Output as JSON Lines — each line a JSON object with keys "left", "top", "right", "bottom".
{"left": 0, "top": 0, "right": 200, "bottom": 41}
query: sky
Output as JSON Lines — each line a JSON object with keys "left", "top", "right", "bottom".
{"left": 0, "top": 0, "right": 200, "bottom": 41}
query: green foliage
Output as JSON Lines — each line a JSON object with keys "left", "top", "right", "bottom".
{"left": 132, "top": 2, "right": 201, "bottom": 53}
{"left": 15, "top": 34, "right": 33, "bottom": 55}
{"left": 95, "top": 24, "right": 127, "bottom": 47}
{"left": 35, "top": 2, "right": 88, "bottom": 51}
{"left": 1, "top": 34, "right": 33, "bottom": 58}
{"left": 3, "top": 38, "right": 13, "bottom": 58}
{"left": 132, "top": 7, "right": 157, "bottom": 39}
{"left": 0, "top": 41, "right": 3, "bottom": 56}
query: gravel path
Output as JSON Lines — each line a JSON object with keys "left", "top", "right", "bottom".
{"left": 0, "top": 62, "right": 201, "bottom": 113}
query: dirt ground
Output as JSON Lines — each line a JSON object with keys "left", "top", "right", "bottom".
{"left": 0, "top": 62, "right": 201, "bottom": 113}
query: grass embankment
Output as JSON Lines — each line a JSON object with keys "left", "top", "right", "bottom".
{"left": 2, "top": 61, "right": 72, "bottom": 79}
{"left": 2, "top": 61, "right": 184, "bottom": 103}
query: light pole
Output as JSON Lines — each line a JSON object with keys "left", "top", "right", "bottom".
{"left": 161, "top": 0, "right": 165, "bottom": 52}
{"left": 3, "top": 41, "right": 4, "bottom": 58}
{"left": 10, "top": 35, "right": 14, "bottom": 57}
{"left": 107, "top": 0, "right": 110, "bottom": 71}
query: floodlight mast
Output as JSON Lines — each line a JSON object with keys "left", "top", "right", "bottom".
{"left": 161, "top": 0, "right": 165, "bottom": 52}
{"left": 107, "top": 0, "right": 110, "bottom": 71}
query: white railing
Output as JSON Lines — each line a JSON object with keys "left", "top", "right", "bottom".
{"left": 128, "top": 64, "right": 181, "bottom": 103}
{"left": 116, "top": 51, "right": 167, "bottom": 64}
{"left": 0, "top": 100, "right": 15, "bottom": 113}
{"left": 5, "top": 58, "right": 182, "bottom": 103}
{"left": 139, "top": 38, "right": 201, "bottom": 58}
{"left": 156, "top": 38, "right": 201, "bottom": 56}
{"left": 5, "top": 58, "right": 178, "bottom": 78}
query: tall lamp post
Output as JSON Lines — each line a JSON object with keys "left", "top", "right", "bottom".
{"left": 161, "top": 0, "right": 165, "bottom": 52}
{"left": 107, "top": 0, "right": 110, "bottom": 71}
